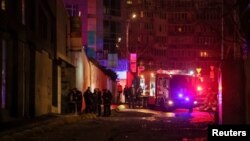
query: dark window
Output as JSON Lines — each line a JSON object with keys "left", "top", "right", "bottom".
{"left": 39, "top": 8, "right": 48, "bottom": 39}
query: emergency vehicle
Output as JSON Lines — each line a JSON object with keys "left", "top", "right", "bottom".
{"left": 147, "top": 70, "right": 200, "bottom": 113}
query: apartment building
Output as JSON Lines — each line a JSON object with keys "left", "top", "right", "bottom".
{"left": 125, "top": 0, "right": 228, "bottom": 76}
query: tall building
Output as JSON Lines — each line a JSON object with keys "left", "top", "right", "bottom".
{"left": 125, "top": 0, "right": 228, "bottom": 76}
{"left": 63, "top": 0, "right": 125, "bottom": 69}
{"left": 63, "top": 0, "right": 127, "bottom": 87}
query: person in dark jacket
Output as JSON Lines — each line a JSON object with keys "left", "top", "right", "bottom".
{"left": 75, "top": 88, "right": 83, "bottom": 114}
{"left": 128, "top": 86, "right": 136, "bottom": 109}
{"left": 68, "top": 88, "right": 77, "bottom": 113}
{"left": 123, "top": 85, "right": 129, "bottom": 104}
{"left": 83, "top": 87, "right": 93, "bottom": 113}
{"left": 92, "top": 88, "right": 98, "bottom": 114}
{"left": 102, "top": 89, "right": 112, "bottom": 116}
{"left": 97, "top": 88, "right": 102, "bottom": 116}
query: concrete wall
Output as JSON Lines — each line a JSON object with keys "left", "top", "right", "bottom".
{"left": 81, "top": 53, "right": 116, "bottom": 95}
{"left": 35, "top": 51, "right": 53, "bottom": 116}
{"left": 53, "top": 0, "right": 74, "bottom": 114}
{"left": 82, "top": 51, "right": 91, "bottom": 91}
{"left": 90, "top": 63, "right": 107, "bottom": 90}
{"left": 73, "top": 52, "right": 84, "bottom": 92}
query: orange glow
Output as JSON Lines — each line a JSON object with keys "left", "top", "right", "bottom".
{"left": 150, "top": 73, "right": 154, "bottom": 77}
{"left": 196, "top": 68, "right": 201, "bottom": 74}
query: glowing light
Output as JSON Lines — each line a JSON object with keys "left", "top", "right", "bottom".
{"left": 193, "top": 101, "right": 198, "bottom": 105}
{"left": 178, "top": 27, "right": 182, "bottom": 32}
{"left": 151, "top": 73, "right": 154, "bottom": 77}
{"left": 132, "top": 13, "right": 137, "bottom": 19}
{"left": 117, "top": 104, "right": 126, "bottom": 110}
{"left": 168, "top": 100, "right": 174, "bottom": 105}
{"left": 185, "top": 97, "right": 190, "bottom": 101}
{"left": 118, "top": 37, "right": 121, "bottom": 42}
{"left": 189, "top": 70, "right": 194, "bottom": 75}
{"left": 116, "top": 71, "right": 127, "bottom": 79}
{"left": 197, "top": 86, "right": 203, "bottom": 91}
{"left": 218, "top": 85, "right": 222, "bottom": 91}
{"left": 178, "top": 93, "right": 183, "bottom": 98}
{"left": 127, "top": 0, "right": 132, "bottom": 4}
{"left": 196, "top": 68, "right": 201, "bottom": 75}
{"left": 1, "top": 0, "right": 6, "bottom": 10}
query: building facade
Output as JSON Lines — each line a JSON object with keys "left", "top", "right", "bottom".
{"left": 0, "top": 0, "right": 118, "bottom": 122}
{"left": 0, "top": 0, "right": 58, "bottom": 119}
{"left": 125, "top": 0, "right": 226, "bottom": 76}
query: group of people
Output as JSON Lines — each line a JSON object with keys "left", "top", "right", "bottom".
{"left": 67, "top": 84, "right": 145, "bottom": 116}
{"left": 83, "top": 87, "right": 113, "bottom": 116}
{"left": 68, "top": 87, "right": 113, "bottom": 116}
{"left": 67, "top": 88, "right": 83, "bottom": 114}
{"left": 123, "top": 85, "right": 143, "bottom": 109}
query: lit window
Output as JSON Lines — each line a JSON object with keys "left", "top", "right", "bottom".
{"left": 1, "top": 0, "right": 5, "bottom": 10}
{"left": 140, "top": 11, "right": 144, "bottom": 18}
{"left": 200, "top": 52, "right": 203, "bottom": 57}
{"left": 21, "top": 0, "right": 25, "bottom": 24}
{"left": 200, "top": 51, "right": 208, "bottom": 57}
{"left": 66, "top": 4, "right": 79, "bottom": 16}
{"left": 204, "top": 52, "right": 208, "bottom": 57}
{"left": 1, "top": 39, "right": 6, "bottom": 108}
{"left": 127, "top": 0, "right": 132, "bottom": 4}
{"left": 178, "top": 27, "right": 182, "bottom": 32}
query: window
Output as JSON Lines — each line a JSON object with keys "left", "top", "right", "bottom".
{"left": 39, "top": 9, "right": 48, "bottom": 39}
{"left": 1, "top": 0, "right": 5, "bottom": 10}
{"left": 1, "top": 39, "right": 6, "bottom": 108}
{"left": 145, "top": 23, "right": 153, "bottom": 30}
{"left": 65, "top": 4, "right": 79, "bottom": 16}
{"left": 127, "top": 0, "right": 132, "bottom": 5}
{"left": 200, "top": 51, "right": 209, "bottom": 57}
{"left": 140, "top": 11, "right": 144, "bottom": 18}
{"left": 168, "top": 25, "right": 193, "bottom": 35}
{"left": 104, "top": 0, "right": 121, "bottom": 16}
{"left": 197, "top": 36, "right": 218, "bottom": 46}
{"left": 21, "top": 0, "right": 25, "bottom": 24}
{"left": 169, "top": 12, "right": 189, "bottom": 23}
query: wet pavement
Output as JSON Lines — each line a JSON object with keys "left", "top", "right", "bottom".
{"left": 0, "top": 104, "right": 214, "bottom": 141}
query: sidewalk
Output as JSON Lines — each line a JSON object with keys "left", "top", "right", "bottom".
{"left": 0, "top": 104, "right": 121, "bottom": 140}
{"left": 0, "top": 113, "right": 97, "bottom": 141}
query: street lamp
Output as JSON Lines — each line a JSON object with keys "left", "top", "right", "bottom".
{"left": 126, "top": 13, "right": 137, "bottom": 71}
{"left": 125, "top": 13, "right": 137, "bottom": 87}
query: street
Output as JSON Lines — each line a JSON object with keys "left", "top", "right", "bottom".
{"left": 2, "top": 106, "right": 214, "bottom": 141}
